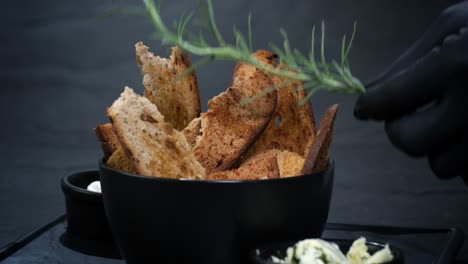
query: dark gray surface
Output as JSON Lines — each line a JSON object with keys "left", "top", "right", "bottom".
{"left": 3, "top": 221, "right": 123, "bottom": 264}
{"left": 2, "top": 220, "right": 463, "bottom": 263}
{"left": 1, "top": 0, "right": 468, "bottom": 261}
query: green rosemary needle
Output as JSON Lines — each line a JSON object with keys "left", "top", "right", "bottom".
{"left": 142, "top": 0, "right": 365, "bottom": 104}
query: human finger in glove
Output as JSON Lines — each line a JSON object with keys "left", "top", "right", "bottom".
{"left": 354, "top": 1, "right": 468, "bottom": 183}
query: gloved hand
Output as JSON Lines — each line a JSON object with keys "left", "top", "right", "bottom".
{"left": 354, "top": 1, "right": 468, "bottom": 183}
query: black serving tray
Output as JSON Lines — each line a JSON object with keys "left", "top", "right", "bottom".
{"left": 0, "top": 214, "right": 464, "bottom": 264}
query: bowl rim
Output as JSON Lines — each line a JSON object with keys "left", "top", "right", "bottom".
{"left": 99, "top": 158, "right": 334, "bottom": 184}
{"left": 62, "top": 170, "right": 102, "bottom": 197}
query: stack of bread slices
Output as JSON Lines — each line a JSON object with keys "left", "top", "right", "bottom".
{"left": 95, "top": 42, "right": 338, "bottom": 180}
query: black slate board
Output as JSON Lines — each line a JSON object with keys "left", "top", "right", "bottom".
{"left": 0, "top": 215, "right": 464, "bottom": 263}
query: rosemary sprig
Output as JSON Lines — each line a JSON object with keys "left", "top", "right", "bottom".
{"left": 142, "top": 0, "right": 365, "bottom": 103}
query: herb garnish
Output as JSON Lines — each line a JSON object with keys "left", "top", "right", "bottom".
{"left": 143, "top": 0, "right": 365, "bottom": 104}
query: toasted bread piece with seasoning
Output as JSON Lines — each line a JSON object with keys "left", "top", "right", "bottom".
{"left": 95, "top": 123, "right": 136, "bottom": 173}
{"left": 107, "top": 87, "right": 206, "bottom": 179}
{"left": 106, "top": 147, "right": 137, "bottom": 174}
{"left": 94, "top": 123, "right": 120, "bottom": 159}
{"left": 301, "top": 104, "right": 339, "bottom": 174}
{"left": 245, "top": 64, "right": 316, "bottom": 159}
{"left": 136, "top": 42, "right": 200, "bottom": 131}
{"left": 207, "top": 148, "right": 307, "bottom": 180}
{"left": 182, "top": 117, "right": 202, "bottom": 147}
{"left": 206, "top": 149, "right": 280, "bottom": 180}
{"left": 193, "top": 50, "right": 278, "bottom": 174}
{"left": 277, "top": 150, "right": 305, "bottom": 177}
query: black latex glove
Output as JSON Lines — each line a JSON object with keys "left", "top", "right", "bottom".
{"left": 354, "top": 1, "right": 468, "bottom": 183}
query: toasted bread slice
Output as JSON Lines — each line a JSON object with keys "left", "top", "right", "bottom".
{"left": 106, "top": 147, "right": 137, "bottom": 174}
{"left": 301, "top": 104, "right": 339, "bottom": 174}
{"left": 182, "top": 117, "right": 202, "bottom": 147}
{"left": 206, "top": 149, "right": 280, "bottom": 180}
{"left": 94, "top": 123, "right": 136, "bottom": 173}
{"left": 136, "top": 42, "right": 201, "bottom": 131}
{"left": 277, "top": 150, "right": 305, "bottom": 177}
{"left": 245, "top": 64, "right": 316, "bottom": 158}
{"left": 193, "top": 50, "right": 278, "bottom": 174}
{"left": 94, "top": 123, "right": 120, "bottom": 159}
{"left": 207, "top": 149, "right": 305, "bottom": 180}
{"left": 107, "top": 87, "right": 206, "bottom": 179}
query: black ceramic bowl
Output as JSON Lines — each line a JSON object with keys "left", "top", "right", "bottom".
{"left": 61, "top": 171, "right": 113, "bottom": 240}
{"left": 251, "top": 239, "right": 404, "bottom": 264}
{"left": 99, "top": 159, "right": 334, "bottom": 264}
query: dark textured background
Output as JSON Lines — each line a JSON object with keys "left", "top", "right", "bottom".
{"left": 1, "top": 0, "right": 468, "bottom": 261}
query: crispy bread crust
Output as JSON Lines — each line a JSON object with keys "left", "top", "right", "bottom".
{"left": 136, "top": 42, "right": 201, "bottom": 131}
{"left": 108, "top": 87, "right": 205, "bottom": 179}
{"left": 94, "top": 123, "right": 120, "bottom": 159}
{"left": 207, "top": 148, "right": 306, "bottom": 180}
{"left": 277, "top": 150, "right": 305, "bottom": 177}
{"left": 94, "top": 123, "right": 136, "bottom": 173}
{"left": 193, "top": 50, "right": 278, "bottom": 174}
{"left": 206, "top": 149, "right": 280, "bottom": 180}
{"left": 245, "top": 64, "right": 316, "bottom": 159}
{"left": 182, "top": 117, "right": 202, "bottom": 147}
{"left": 106, "top": 147, "right": 137, "bottom": 174}
{"left": 301, "top": 104, "right": 339, "bottom": 174}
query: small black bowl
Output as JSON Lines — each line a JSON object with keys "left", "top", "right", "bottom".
{"left": 99, "top": 159, "right": 335, "bottom": 264}
{"left": 61, "top": 171, "right": 112, "bottom": 240}
{"left": 251, "top": 239, "right": 404, "bottom": 264}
